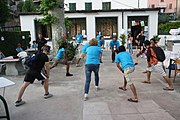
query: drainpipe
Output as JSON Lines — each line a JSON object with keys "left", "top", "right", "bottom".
{"left": 122, "top": 11, "right": 124, "bottom": 29}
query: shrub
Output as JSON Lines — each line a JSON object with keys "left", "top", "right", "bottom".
{"left": 120, "top": 34, "right": 126, "bottom": 45}
{"left": 158, "top": 22, "right": 180, "bottom": 35}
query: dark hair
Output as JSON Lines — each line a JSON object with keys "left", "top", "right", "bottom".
{"left": 112, "top": 36, "right": 117, "bottom": 39}
{"left": 100, "top": 36, "right": 103, "bottom": 39}
{"left": 144, "top": 40, "right": 151, "bottom": 46}
{"left": 150, "top": 38, "right": 157, "bottom": 43}
{"left": 118, "top": 45, "right": 126, "bottom": 53}
{"left": 43, "top": 45, "right": 51, "bottom": 53}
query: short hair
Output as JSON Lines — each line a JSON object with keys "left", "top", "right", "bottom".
{"left": 150, "top": 38, "right": 157, "bottom": 43}
{"left": 144, "top": 40, "right": 151, "bottom": 46}
{"left": 112, "top": 36, "right": 117, "bottom": 39}
{"left": 118, "top": 45, "right": 126, "bottom": 52}
{"left": 43, "top": 45, "right": 50, "bottom": 53}
{"left": 100, "top": 36, "right": 103, "bottom": 39}
{"left": 89, "top": 38, "right": 98, "bottom": 46}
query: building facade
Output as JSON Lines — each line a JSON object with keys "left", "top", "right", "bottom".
{"left": 148, "top": 0, "right": 177, "bottom": 13}
{"left": 64, "top": 0, "right": 148, "bottom": 11}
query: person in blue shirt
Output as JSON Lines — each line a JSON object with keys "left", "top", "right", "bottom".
{"left": 96, "top": 32, "right": 101, "bottom": 43}
{"left": 83, "top": 38, "right": 102, "bottom": 101}
{"left": 31, "top": 41, "right": 38, "bottom": 50}
{"left": 50, "top": 42, "right": 73, "bottom": 76}
{"left": 75, "top": 31, "right": 83, "bottom": 49}
{"left": 99, "top": 36, "right": 105, "bottom": 63}
{"left": 115, "top": 45, "right": 138, "bottom": 102}
{"left": 76, "top": 41, "right": 89, "bottom": 67}
{"left": 109, "top": 36, "right": 120, "bottom": 63}
{"left": 16, "top": 43, "right": 23, "bottom": 53}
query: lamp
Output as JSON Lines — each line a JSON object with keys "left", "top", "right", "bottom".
{"left": 1, "top": 36, "right": 4, "bottom": 41}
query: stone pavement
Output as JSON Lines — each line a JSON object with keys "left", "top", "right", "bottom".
{"left": 0, "top": 50, "right": 180, "bottom": 120}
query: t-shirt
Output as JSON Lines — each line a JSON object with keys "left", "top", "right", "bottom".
{"left": 31, "top": 52, "right": 49, "bottom": 72}
{"left": 96, "top": 34, "right": 101, "bottom": 42}
{"left": 55, "top": 48, "right": 65, "bottom": 59}
{"left": 76, "top": 34, "right": 83, "bottom": 43}
{"left": 81, "top": 42, "right": 89, "bottom": 54}
{"left": 85, "top": 46, "right": 102, "bottom": 65}
{"left": 109, "top": 40, "right": 120, "bottom": 49}
{"left": 16, "top": 47, "right": 23, "bottom": 52}
{"left": 115, "top": 52, "right": 135, "bottom": 70}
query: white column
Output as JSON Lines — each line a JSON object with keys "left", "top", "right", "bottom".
{"left": 148, "top": 12, "right": 158, "bottom": 39}
{"left": 118, "top": 14, "right": 122, "bottom": 37}
{"left": 86, "top": 16, "right": 96, "bottom": 41}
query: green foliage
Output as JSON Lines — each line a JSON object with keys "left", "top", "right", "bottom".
{"left": 57, "top": 38, "right": 76, "bottom": 61}
{"left": 0, "top": 0, "right": 9, "bottom": 26}
{"left": 0, "top": 31, "right": 31, "bottom": 56}
{"left": 17, "top": 1, "right": 24, "bottom": 12}
{"left": 38, "top": 14, "right": 57, "bottom": 25}
{"left": 120, "top": 34, "right": 126, "bottom": 45}
{"left": 158, "top": 13, "right": 169, "bottom": 24}
{"left": 22, "top": 0, "right": 36, "bottom": 12}
{"left": 65, "top": 17, "right": 73, "bottom": 27}
{"left": 153, "top": 35, "right": 161, "bottom": 43}
{"left": 158, "top": 22, "right": 180, "bottom": 35}
{"left": 39, "top": 0, "right": 57, "bottom": 25}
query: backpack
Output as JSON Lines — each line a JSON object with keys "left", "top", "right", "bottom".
{"left": 152, "top": 46, "right": 166, "bottom": 62}
{"left": 24, "top": 54, "right": 38, "bottom": 68}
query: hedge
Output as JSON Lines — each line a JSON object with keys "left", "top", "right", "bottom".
{"left": 0, "top": 31, "right": 31, "bottom": 56}
{"left": 158, "top": 22, "right": 180, "bottom": 35}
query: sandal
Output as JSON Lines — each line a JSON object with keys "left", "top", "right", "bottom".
{"left": 142, "top": 80, "right": 151, "bottom": 84}
{"left": 163, "top": 87, "right": 174, "bottom": 91}
{"left": 128, "top": 98, "right": 138, "bottom": 103}
{"left": 118, "top": 87, "right": 127, "bottom": 91}
{"left": 142, "top": 71, "right": 147, "bottom": 73}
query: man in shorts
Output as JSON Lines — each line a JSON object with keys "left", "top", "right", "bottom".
{"left": 142, "top": 40, "right": 174, "bottom": 91}
{"left": 15, "top": 46, "right": 53, "bottom": 107}
{"left": 115, "top": 45, "right": 138, "bottom": 102}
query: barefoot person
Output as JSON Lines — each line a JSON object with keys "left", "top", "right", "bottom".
{"left": 142, "top": 40, "right": 174, "bottom": 91}
{"left": 115, "top": 45, "right": 138, "bottom": 102}
{"left": 15, "top": 46, "right": 53, "bottom": 107}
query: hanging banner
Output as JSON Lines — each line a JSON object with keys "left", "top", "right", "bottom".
{"left": 132, "top": 21, "right": 136, "bottom": 26}
{"left": 141, "top": 21, "right": 145, "bottom": 26}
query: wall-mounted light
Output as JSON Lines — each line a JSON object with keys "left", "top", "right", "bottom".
{"left": 1, "top": 36, "right": 4, "bottom": 41}
{"left": 22, "top": 36, "right": 25, "bottom": 39}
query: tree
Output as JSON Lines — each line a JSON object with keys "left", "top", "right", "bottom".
{"left": 0, "top": 0, "right": 10, "bottom": 27}
{"left": 39, "top": 0, "right": 65, "bottom": 53}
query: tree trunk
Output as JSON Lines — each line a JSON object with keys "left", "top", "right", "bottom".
{"left": 51, "top": 0, "right": 66, "bottom": 54}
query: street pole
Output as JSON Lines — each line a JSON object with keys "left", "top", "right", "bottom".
{"left": 138, "top": 0, "right": 139, "bottom": 8}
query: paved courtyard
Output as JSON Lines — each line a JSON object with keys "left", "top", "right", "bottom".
{"left": 0, "top": 50, "right": 180, "bottom": 120}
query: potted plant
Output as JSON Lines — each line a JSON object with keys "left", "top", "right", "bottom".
{"left": 120, "top": 34, "right": 126, "bottom": 46}
{"left": 153, "top": 35, "right": 161, "bottom": 43}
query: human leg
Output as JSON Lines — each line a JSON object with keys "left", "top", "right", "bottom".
{"left": 93, "top": 64, "right": 100, "bottom": 88}
{"left": 84, "top": 65, "right": 92, "bottom": 94}
{"left": 50, "top": 59, "right": 59, "bottom": 69}
{"left": 119, "top": 76, "right": 127, "bottom": 91}
{"left": 112, "top": 51, "right": 115, "bottom": 62}
{"left": 124, "top": 67, "right": 138, "bottom": 102}
{"left": 17, "top": 82, "right": 30, "bottom": 101}
{"left": 66, "top": 61, "right": 73, "bottom": 76}
{"left": 142, "top": 67, "right": 151, "bottom": 84}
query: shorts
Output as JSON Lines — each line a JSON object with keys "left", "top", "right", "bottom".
{"left": 24, "top": 69, "right": 46, "bottom": 83}
{"left": 53, "top": 58, "right": 67, "bottom": 65}
{"left": 123, "top": 67, "right": 135, "bottom": 85}
{"left": 147, "top": 62, "right": 166, "bottom": 77}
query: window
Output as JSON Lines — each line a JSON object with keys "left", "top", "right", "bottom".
{"left": 85, "top": 2, "right": 92, "bottom": 10}
{"left": 160, "top": 0, "right": 164, "bottom": 2}
{"left": 169, "top": 3, "right": 172, "bottom": 9}
{"left": 151, "top": 4, "right": 155, "bottom": 8}
{"left": 102, "top": 2, "right": 111, "bottom": 10}
{"left": 69, "top": 3, "right": 76, "bottom": 11}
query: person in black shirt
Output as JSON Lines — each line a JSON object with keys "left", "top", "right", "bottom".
{"left": 36, "top": 33, "right": 47, "bottom": 51}
{"left": 15, "top": 46, "right": 53, "bottom": 107}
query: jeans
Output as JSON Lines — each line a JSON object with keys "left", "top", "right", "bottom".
{"left": 127, "top": 43, "right": 133, "bottom": 54}
{"left": 85, "top": 64, "right": 100, "bottom": 94}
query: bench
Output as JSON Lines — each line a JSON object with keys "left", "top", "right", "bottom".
{"left": 0, "top": 57, "right": 25, "bottom": 76}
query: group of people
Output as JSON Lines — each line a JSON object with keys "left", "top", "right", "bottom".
{"left": 14, "top": 31, "right": 174, "bottom": 107}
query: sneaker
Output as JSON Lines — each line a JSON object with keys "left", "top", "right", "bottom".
{"left": 44, "top": 93, "right": 53, "bottom": 99}
{"left": 15, "top": 99, "right": 25, "bottom": 107}
{"left": 66, "top": 73, "right": 73, "bottom": 77}
{"left": 134, "top": 63, "right": 138, "bottom": 65}
{"left": 95, "top": 86, "right": 100, "bottom": 91}
{"left": 84, "top": 96, "right": 88, "bottom": 101}
{"left": 100, "top": 60, "right": 103, "bottom": 63}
